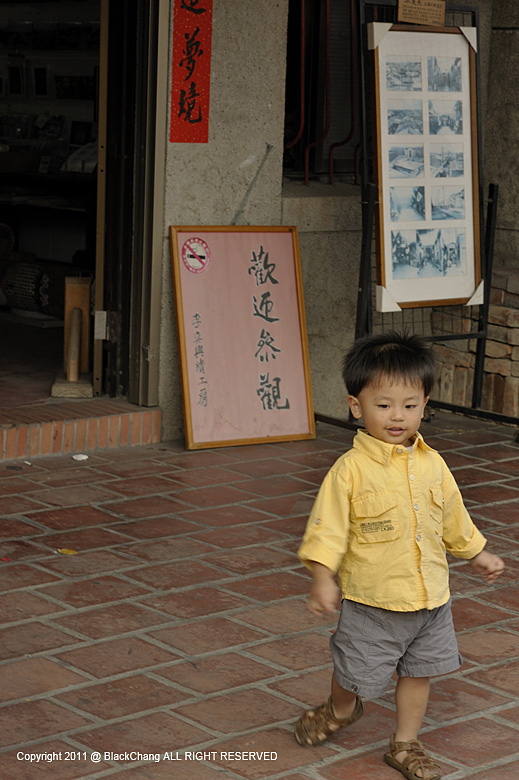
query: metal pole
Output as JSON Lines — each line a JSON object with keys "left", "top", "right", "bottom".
{"left": 93, "top": 0, "right": 109, "bottom": 395}
{"left": 355, "top": 182, "right": 376, "bottom": 339}
{"left": 472, "top": 183, "right": 499, "bottom": 408}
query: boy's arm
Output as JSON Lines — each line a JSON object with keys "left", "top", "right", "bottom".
{"left": 440, "top": 461, "right": 505, "bottom": 581}
{"left": 298, "top": 467, "right": 351, "bottom": 574}
{"left": 440, "top": 465, "right": 487, "bottom": 559}
{"left": 308, "top": 561, "right": 341, "bottom": 615}
{"left": 298, "top": 465, "right": 351, "bottom": 614}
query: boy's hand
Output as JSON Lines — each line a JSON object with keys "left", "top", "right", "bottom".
{"left": 470, "top": 549, "right": 505, "bottom": 583}
{"left": 308, "top": 561, "right": 340, "bottom": 615}
{"left": 308, "top": 580, "right": 340, "bottom": 615}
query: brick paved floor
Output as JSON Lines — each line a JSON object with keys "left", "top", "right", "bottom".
{"left": 1, "top": 412, "right": 519, "bottom": 779}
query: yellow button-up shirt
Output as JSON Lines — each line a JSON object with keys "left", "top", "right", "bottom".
{"left": 298, "top": 429, "right": 486, "bottom": 612}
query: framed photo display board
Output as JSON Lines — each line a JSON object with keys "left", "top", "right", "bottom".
{"left": 370, "top": 24, "right": 482, "bottom": 310}
{"left": 170, "top": 226, "right": 315, "bottom": 449}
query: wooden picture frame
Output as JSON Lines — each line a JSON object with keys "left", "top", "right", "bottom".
{"left": 370, "top": 24, "right": 482, "bottom": 310}
{"left": 170, "top": 226, "right": 316, "bottom": 449}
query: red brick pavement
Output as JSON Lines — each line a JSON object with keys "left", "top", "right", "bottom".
{"left": 0, "top": 413, "right": 518, "bottom": 779}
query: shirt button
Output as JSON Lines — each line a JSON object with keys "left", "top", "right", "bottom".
{"left": 416, "top": 534, "right": 422, "bottom": 541}
{"left": 410, "top": 474, "right": 415, "bottom": 480}
{"left": 315, "top": 519, "right": 321, "bottom": 525}
{"left": 413, "top": 504, "right": 419, "bottom": 511}
{"left": 396, "top": 448, "right": 402, "bottom": 453}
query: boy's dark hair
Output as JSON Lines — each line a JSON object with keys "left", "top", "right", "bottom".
{"left": 343, "top": 331, "right": 437, "bottom": 397}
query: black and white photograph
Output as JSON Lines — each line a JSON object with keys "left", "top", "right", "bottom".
{"left": 389, "top": 145, "right": 424, "bottom": 178}
{"left": 429, "top": 99, "right": 463, "bottom": 135}
{"left": 431, "top": 186, "right": 465, "bottom": 220}
{"left": 430, "top": 143, "right": 464, "bottom": 177}
{"left": 391, "top": 227, "right": 466, "bottom": 279}
{"left": 387, "top": 99, "right": 423, "bottom": 135}
{"left": 386, "top": 56, "right": 422, "bottom": 91}
{"left": 391, "top": 230, "right": 422, "bottom": 278}
{"left": 427, "top": 56, "right": 462, "bottom": 92}
{"left": 390, "top": 186, "right": 425, "bottom": 222}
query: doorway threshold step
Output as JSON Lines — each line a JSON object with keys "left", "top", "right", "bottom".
{"left": 0, "top": 399, "right": 161, "bottom": 462}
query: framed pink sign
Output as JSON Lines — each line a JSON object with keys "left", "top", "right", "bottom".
{"left": 169, "top": 226, "right": 315, "bottom": 449}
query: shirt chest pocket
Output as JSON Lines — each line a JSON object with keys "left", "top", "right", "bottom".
{"left": 430, "top": 487, "right": 444, "bottom": 527}
{"left": 351, "top": 492, "right": 400, "bottom": 544}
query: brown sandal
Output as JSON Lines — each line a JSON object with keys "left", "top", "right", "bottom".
{"left": 294, "top": 695, "right": 363, "bottom": 746}
{"left": 384, "top": 734, "right": 442, "bottom": 780}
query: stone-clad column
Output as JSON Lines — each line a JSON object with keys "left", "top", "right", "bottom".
{"left": 486, "top": 1, "right": 519, "bottom": 267}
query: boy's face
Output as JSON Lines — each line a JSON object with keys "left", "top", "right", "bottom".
{"left": 347, "top": 375, "right": 429, "bottom": 448}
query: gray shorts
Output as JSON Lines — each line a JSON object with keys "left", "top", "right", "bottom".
{"left": 330, "top": 598, "right": 462, "bottom": 699}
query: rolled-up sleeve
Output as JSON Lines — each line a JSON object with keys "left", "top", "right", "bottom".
{"left": 298, "top": 468, "right": 351, "bottom": 574}
{"left": 441, "top": 465, "right": 486, "bottom": 559}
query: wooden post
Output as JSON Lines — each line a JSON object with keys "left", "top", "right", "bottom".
{"left": 52, "top": 277, "right": 93, "bottom": 398}
{"left": 64, "top": 277, "right": 91, "bottom": 375}
{"left": 67, "top": 308, "right": 82, "bottom": 382}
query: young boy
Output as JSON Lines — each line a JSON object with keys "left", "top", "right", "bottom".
{"left": 295, "top": 332, "right": 504, "bottom": 780}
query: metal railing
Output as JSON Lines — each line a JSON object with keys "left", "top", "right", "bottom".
{"left": 283, "top": 0, "right": 359, "bottom": 184}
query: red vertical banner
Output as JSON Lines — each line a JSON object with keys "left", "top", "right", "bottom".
{"left": 170, "top": 0, "right": 213, "bottom": 143}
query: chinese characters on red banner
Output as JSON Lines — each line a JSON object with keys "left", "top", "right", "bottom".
{"left": 170, "top": 0, "right": 213, "bottom": 143}
{"left": 248, "top": 245, "right": 291, "bottom": 411}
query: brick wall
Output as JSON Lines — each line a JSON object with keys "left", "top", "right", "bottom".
{"left": 430, "top": 266, "right": 519, "bottom": 417}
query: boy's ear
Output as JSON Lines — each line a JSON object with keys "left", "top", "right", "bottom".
{"left": 421, "top": 396, "right": 430, "bottom": 419}
{"left": 347, "top": 395, "right": 362, "bottom": 419}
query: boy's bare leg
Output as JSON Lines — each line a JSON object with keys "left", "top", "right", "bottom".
{"left": 393, "top": 676, "right": 431, "bottom": 776}
{"left": 331, "top": 673, "right": 358, "bottom": 719}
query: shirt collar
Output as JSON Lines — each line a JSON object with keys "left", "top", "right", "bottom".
{"left": 352, "top": 428, "right": 435, "bottom": 465}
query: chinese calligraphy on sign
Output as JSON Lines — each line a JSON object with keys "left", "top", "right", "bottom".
{"left": 248, "top": 245, "right": 279, "bottom": 286}
{"left": 192, "top": 313, "right": 208, "bottom": 406}
{"left": 257, "top": 374, "right": 290, "bottom": 410}
{"left": 170, "top": 0, "right": 213, "bottom": 143}
{"left": 252, "top": 291, "right": 279, "bottom": 324}
{"left": 169, "top": 226, "right": 315, "bottom": 449}
{"left": 247, "top": 244, "right": 290, "bottom": 411}
{"left": 255, "top": 329, "right": 281, "bottom": 363}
